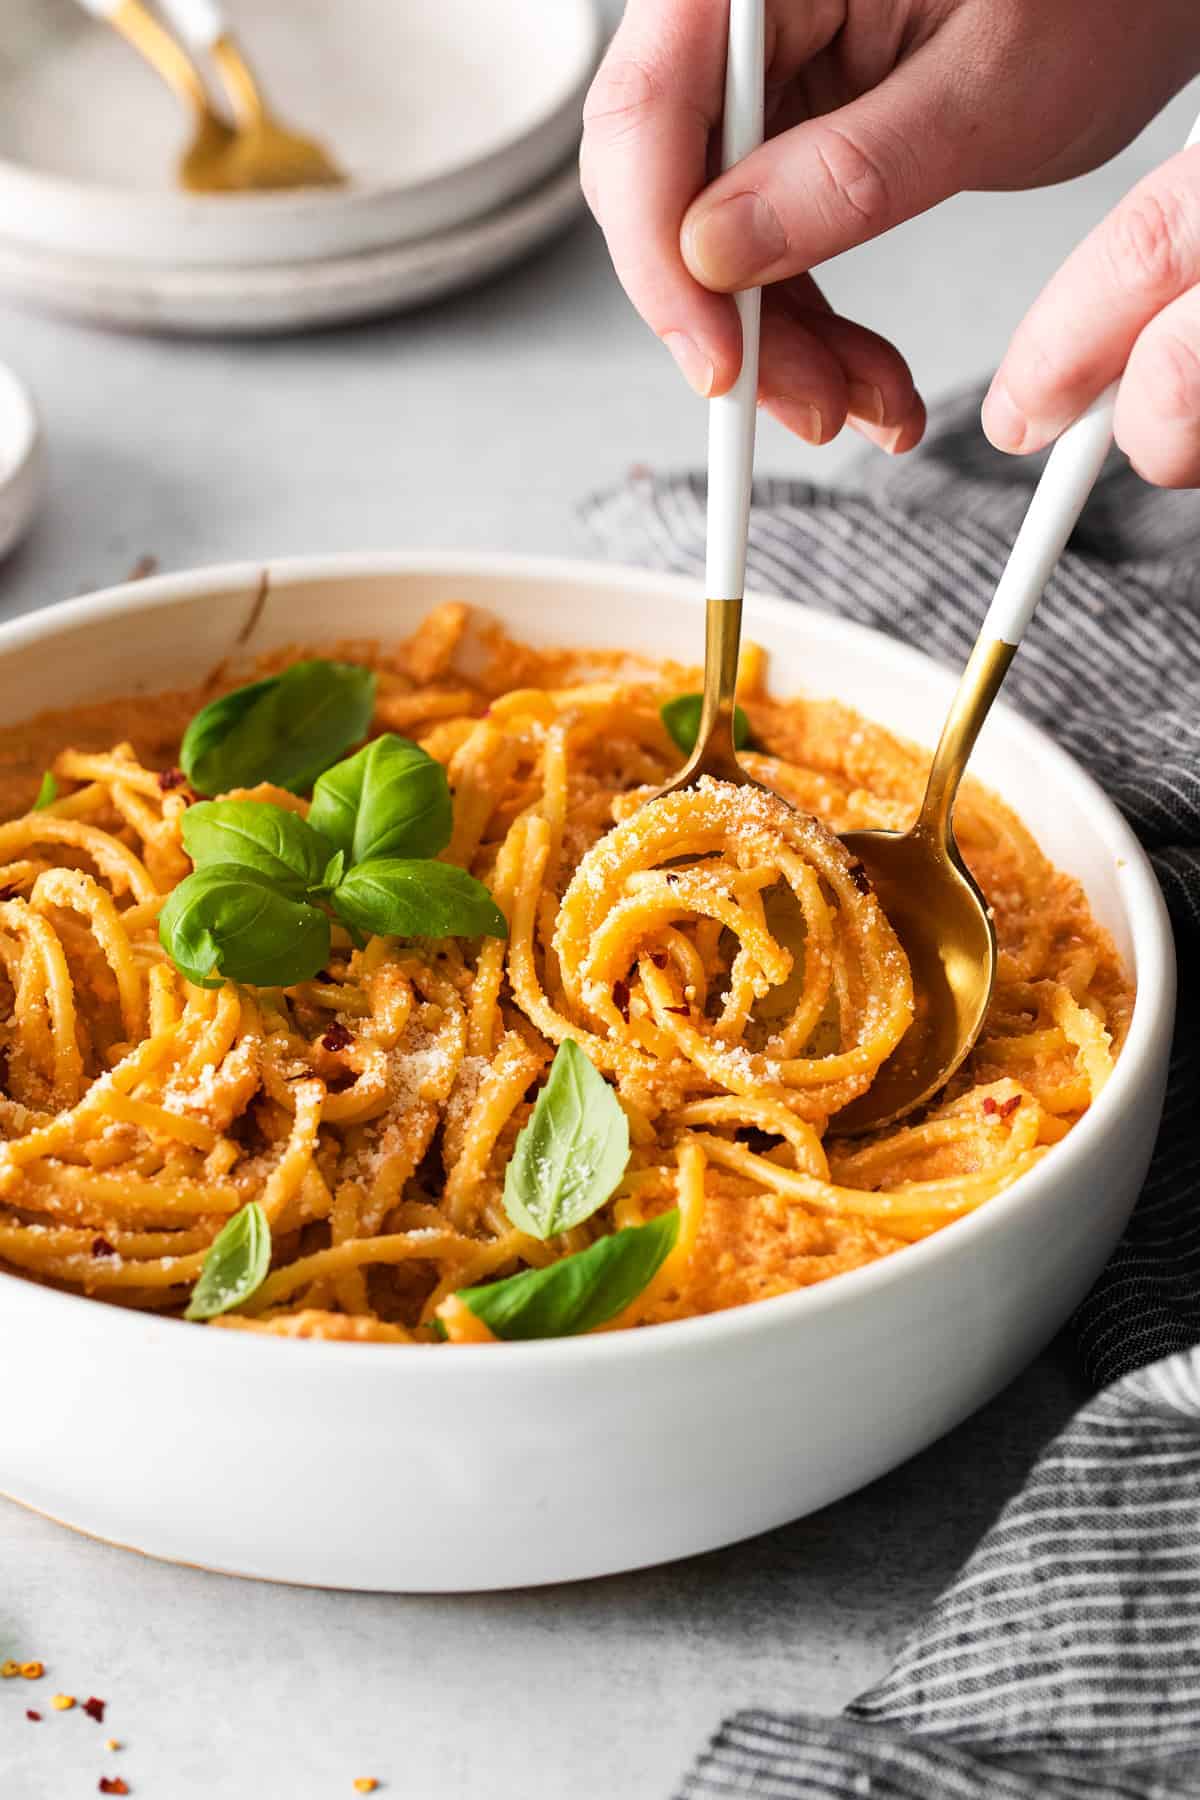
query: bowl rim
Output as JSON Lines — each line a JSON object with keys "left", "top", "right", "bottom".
{"left": 0, "top": 359, "right": 39, "bottom": 483}
{"left": 0, "top": 548, "right": 1176, "bottom": 1372}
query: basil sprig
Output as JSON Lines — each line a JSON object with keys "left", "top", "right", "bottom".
{"left": 185, "top": 1201, "right": 271, "bottom": 1320}
{"left": 450, "top": 1210, "right": 679, "bottom": 1340}
{"left": 32, "top": 771, "right": 57, "bottom": 811}
{"left": 159, "top": 736, "right": 505, "bottom": 988}
{"left": 309, "top": 734, "right": 453, "bottom": 864}
{"left": 503, "top": 1039, "right": 629, "bottom": 1240}
{"left": 661, "top": 693, "right": 751, "bottom": 755}
{"left": 181, "top": 660, "right": 376, "bottom": 796}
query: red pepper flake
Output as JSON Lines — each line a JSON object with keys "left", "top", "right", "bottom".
{"left": 83, "top": 1696, "right": 106, "bottom": 1723}
{"left": 648, "top": 950, "right": 668, "bottom": 970}
{"left": 315, "top": 970, "right": 336, "bottom": 984}
{"left": 126, "top": 553, "right": 159, "bottom": 581}
{"left": 665, "top": 1005, "right": 690, "bottom": 1016}
{"left": 157, "top": 766, "right": 187, "bottom": 792}
{"left": 0, "top": 885, "right": 18, "bottom": 902}
{"left": 326, "top": 1069, "right": 356, "bottom": 1094}
{"left": 982, "top": 1096, "right": 998, "bottom": 1116}
{"left": 25, "top": 1710, "right": 40, "bottom": 1722}
{"left": 612, "top": 979, "right": 631, "bottom": 1023}
{"left": 322, "top": 1021, "right": 353, "bottom": 1053}
{"left": 99, "top": 1780, "right": 130, "bottom": 1796}
{"left": 999, "top": 1095, "right": 1021, "bottom": 1119}
{"left": 91, "top": 1237, "right": 116, "bottom": 1259}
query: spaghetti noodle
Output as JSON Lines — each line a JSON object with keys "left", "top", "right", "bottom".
{"left": 0, "top": 604, "right": 1132, "bottom": 1343}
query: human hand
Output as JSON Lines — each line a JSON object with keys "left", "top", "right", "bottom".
{"left": 582, "top": 0, "right": 1200, "bottom": 455}
{"left": 985, "top": 143, "right": 1200, "bottom": 487}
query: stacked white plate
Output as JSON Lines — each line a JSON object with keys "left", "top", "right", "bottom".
{"left": 0, "top": 0, "right": 598, "bottom": 333}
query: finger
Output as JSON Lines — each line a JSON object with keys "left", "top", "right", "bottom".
{"left": 984, "top": 146, "right": 1200, "bottom": 454}
{"left": 680, "top": 37, "right": 968, "bottom": 294}
{"left": 758, "top": 277, "right": 926, "bottom": 452}
{"left": 1114, "top": 283, "right": 1200, "bottom": 487}
{"left": 757, "top": 302, "right": 848, "bottom": 445}
{"left": 580, "top": 0, "right": 737, "bottom": 395}
{"left": 581, "top": 0, "right": 841, "bottom": 396}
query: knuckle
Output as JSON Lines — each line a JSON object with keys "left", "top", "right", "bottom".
{"left": 809, "top": 126, "right": 893, "bottom": 237}
{"left": 1140, "top": 324, "right": 1200, "bottom": 423}
{"left": 1105, "top": 187, "right": 1193, "bottom": 300}
{"left": 582, "top": 55, "right": 664, "bottom": 142}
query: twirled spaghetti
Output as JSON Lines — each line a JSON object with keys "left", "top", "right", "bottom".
{"left": 0, "top": 604, "right": 1132, "bottom": 1342}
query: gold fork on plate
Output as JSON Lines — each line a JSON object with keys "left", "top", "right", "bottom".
{"left": 73, "top": 0, "right": 342, "bottom": 193}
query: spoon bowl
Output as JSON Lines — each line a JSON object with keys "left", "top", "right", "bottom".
{"left": 835, "top": 824, "right": 995, "bottom": 1134}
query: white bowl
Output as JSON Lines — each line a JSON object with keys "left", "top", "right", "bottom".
{"left": 0, "top": 359, "right": 41, "bottom": 561}
{"left": 0, "top": 161, "right": 583, "bottom": 338}
{"left": 0, "top": 0, "right": 597, "bottom": 268}
{"left": 0, "top": 553, "right": 1175, "bottom": 1591}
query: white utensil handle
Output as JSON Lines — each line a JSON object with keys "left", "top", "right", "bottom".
{"left": 984, "top": 103, "right": 1200, "bottom": 649}
{"left": 705, "top": 0, "right": 764, "bottom": 602}
{"left": 157, "top": 0, "right": 223, "bottom": 50}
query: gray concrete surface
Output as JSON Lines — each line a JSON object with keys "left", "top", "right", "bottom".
{"left": 1, "top": 39, "right": 1195, "bottom": 1800}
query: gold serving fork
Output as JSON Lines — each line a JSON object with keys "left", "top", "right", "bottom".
{"left": 74, "top": 0, "right": 342, "bottom": 193}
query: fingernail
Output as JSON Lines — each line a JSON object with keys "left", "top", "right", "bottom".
{"left": 847, "top": 381, "right": 885, "bottom": 426}
{"left": 663, "top": 331, "right": 714, "bottom": 398}
{"left": 684, "top": 192, "right": 787, "bottom": 289}
{"left": 768, "top": 397, "right": 824, "bottom": 445}
{"left": 982, "top": 379, "right": 1027, "bottom": 452}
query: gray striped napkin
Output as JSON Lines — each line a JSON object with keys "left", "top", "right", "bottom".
{"left": 582, "top": 390, "right": 1200, "bottom": 1800}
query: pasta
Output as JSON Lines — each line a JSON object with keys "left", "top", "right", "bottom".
{"left": 0, "top": 603, "right": 1133, "bottom": 1344}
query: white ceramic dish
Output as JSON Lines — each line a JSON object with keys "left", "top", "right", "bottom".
{"left": 0, "top": 161, "right": 582, "bottom": 336}
{"left": 0, "top": 0, "right": 598, "bottom": 268}
{"left": 0, "top": 359, "right": 41, "bottom": 561}
{"left": 0, "top": 552, "right": 1175, "bottom": 1592}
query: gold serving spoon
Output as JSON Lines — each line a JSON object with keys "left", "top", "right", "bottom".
{"left": 74, "top": 0, "right": 235, "bottom": 191}
{"left": 159, "top": 0, "right": 344, "bottom": 191}
{"left": 659, "top": 0, "right": 1188, "bottom": 1135}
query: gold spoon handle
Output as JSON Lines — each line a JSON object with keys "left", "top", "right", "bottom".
{"left": 98, "top": 0, "right": 211, "bottom": 118}
{"left": 152, "top": 0, "right": 268, "bottom": 129}
{"left": 916, "top": 636, "right": 1016, "bottom": 841}
{"left": 915, "top": 383, "right": 1122, "bottom": 844}
{"left": 209, "top": 34, "right": 269, "bottom": 131}
{"left": 686, "top": 597, "right": 746, "bottom": 782}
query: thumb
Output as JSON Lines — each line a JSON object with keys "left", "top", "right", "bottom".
{"left": 681, "top": 44, "right": 969, "bottom": 291}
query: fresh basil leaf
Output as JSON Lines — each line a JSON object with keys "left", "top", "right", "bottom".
{"left": 182, "top": 801, "right": 334, "bottom": 894}
{"left": 185, "top": 1201, "right": 271, "bottom": 1321}
{"left": 309, "top": 734, "right": 453, "bottom": 865}
{"left": 159, "top": 864, "right": 331, "bottom": 989}
{"left": 503, "top": 1039, "right": 629, "bottom": 1240}
{"left": 181, "top": 660, "right": 376, "bottom": 796}
{"left": 661, "top": 693, "right": 751, "bottom": 755}
{"left": 319, "top": 849, "right": 346, "bottom": 892}
{"left": 180, "top": 675, "right": 280, "bottom": 794}
{"left": 32, "top": 771, "right": 57, "bottom": 811}
{"left": 333, "top": 858, "right": 506, "bottom": 941}
{"left": 455, "top": 1210, "right": 679, "bottom": 1340}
